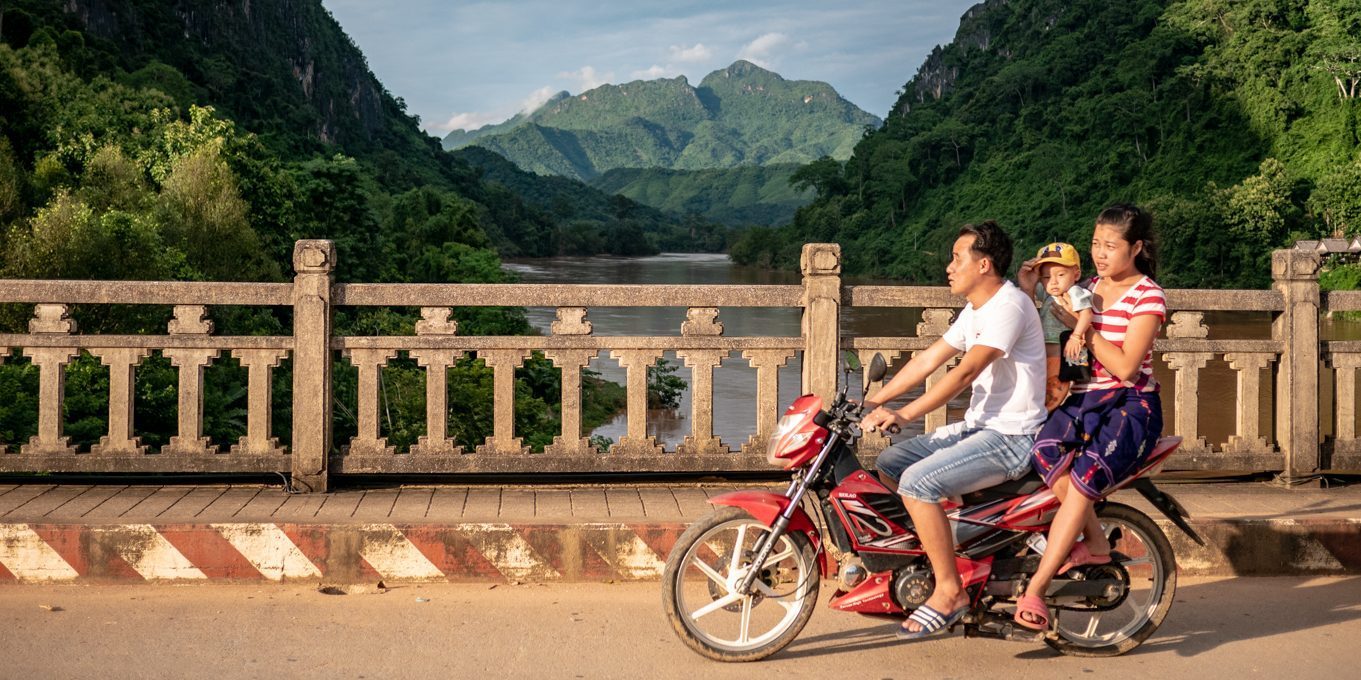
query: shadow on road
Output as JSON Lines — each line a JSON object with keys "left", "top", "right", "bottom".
{"left": 773, "top": 576, "right": 1361, "bottom": 661}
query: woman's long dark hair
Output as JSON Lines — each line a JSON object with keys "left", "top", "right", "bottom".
{"left": 1096, "top": 203, "right": 1157, "bottom": 278}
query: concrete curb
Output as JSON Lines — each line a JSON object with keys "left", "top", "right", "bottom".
{"left": 0, "top": 518, "right": 1357, "bottom": 584}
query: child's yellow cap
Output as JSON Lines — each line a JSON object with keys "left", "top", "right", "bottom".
{"left": 1034, "top": 242, "right": 1080, "bottom": 268}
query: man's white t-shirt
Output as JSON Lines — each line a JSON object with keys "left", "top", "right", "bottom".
{"left": 941, "top": 280, "right": 1048, "bottom": 435}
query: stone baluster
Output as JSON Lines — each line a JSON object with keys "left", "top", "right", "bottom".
{"left": 676, "top": 308, "right": 728, "bottom": 455}
{"left": 741, "top": 349, "right": 795, "bottom": 453}
{"left": 544, "top": 307, "right": 596, "bottom": 455}
{"left": 544, "top": 350, "right": 599, "bottom": 456}
{"left": 1329, "top": 353, "right": 1361, "bottom": 446}
{"left": 410, "top": 308, "right": 462, "bottom": 456}
{"left": 291, "top": 240, "right": 335, "bottom": 492}
{"left": 343, "top": 348, "right": 398, "bottom": 456}
{"left": 90, "top": 348, "right": 151, "bottom": 455}
{"left": 916, "top": 308, "right": 956, "bottom": 434}
{"left": 610, "top": 349, "right": 665, "bottom": 455}
{"left": 1162, "top": 352, "right": 1212, "bottom": 454}
{"left": 1223, "top": 352, "right": 1277, "bottom": 455}
{"left": 475, "top": 349, "right": 532, "bottom": 455}
{"left": 800, "top": 244, "right": 841, "bottom": 404}
{"left": 1163, "top": 312, "right": 1212, "bottom": 455}
{"left": 408, "top": 350, "right": 465, "bottom": 456}
{"left": 22, "top": 305, "right": 78, "bottom": 456}
{"left": 163, "top": 306, "right": 219, "bottom": 455}
{"left": 1273, "top": 249, "right": 1321, "bottom": 482}
{"left": 676, "top": 350, "right": 730, "bottom": 456}
{"left": 857, "top": 349, "right": 903, "bottom": 452}
{"left": 230, "top": 349, "right": 290, "bottom": 456}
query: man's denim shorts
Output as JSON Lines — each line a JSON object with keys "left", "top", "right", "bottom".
{"left": 875, "top": 421, "right": 1035, "bottom": 503}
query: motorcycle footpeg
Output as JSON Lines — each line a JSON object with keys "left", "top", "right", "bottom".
{"left": 966, "top": 614, "right": 1047, "bottom": 644}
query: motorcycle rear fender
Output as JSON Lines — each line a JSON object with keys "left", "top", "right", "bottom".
{"left": 708, "top": 490, "right": 828, "bottom": 573}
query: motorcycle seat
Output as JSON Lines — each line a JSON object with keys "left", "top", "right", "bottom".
{"left": 965, "top": 471, "right": 1048, "bottom": 503}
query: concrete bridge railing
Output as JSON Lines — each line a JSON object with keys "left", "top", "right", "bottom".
{"left": 0, "top": 241, "right": 1346, "bottom": 491}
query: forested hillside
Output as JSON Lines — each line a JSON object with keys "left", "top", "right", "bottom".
{"left": 445, "top": 61, "right": 879, "bottom": 180}
{"left": 589, "top": 164, "right": 812, "bottom": 226}
{"left": 0, "top": 0, "right": 653, "bottom": 454}
{"left": 732, "top": 0, "right": 1361, "bottom": 290}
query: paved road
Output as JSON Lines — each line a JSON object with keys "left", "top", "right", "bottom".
{"left": 2, "top": 577, "right": 1359, "bottom": 679}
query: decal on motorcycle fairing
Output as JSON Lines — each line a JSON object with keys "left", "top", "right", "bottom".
{"left": 841, "top": 498, "right": 893, "bottom": 539}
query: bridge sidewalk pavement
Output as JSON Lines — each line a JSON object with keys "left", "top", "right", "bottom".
{"left": 0, "top": 481, "right": 1358, "bottom": 585}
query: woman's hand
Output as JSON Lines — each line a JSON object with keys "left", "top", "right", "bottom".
{"left": 861, "top": 406, "right": 905, "bottom": 433}
{"left": 1048, "top": 302, "right": 1079, "bottom": 330}
{"left": 1018, "top": 257, "right": 1040, "bottom": 294}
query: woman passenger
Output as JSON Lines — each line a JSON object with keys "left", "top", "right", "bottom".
{"left": 1012, "top": 204, "right": 1166, "bottom": 630}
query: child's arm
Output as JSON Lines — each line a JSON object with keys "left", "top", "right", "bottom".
{"left": 1065, "top": 308, "right": 1094, "bottom": 362}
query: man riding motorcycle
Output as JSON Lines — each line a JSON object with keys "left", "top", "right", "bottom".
{"left": 860, "top": 220, "right": 1047, "bottom": 639}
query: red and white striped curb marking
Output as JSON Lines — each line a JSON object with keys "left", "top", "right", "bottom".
{"left": 0, "top": 523, "right": 686, "bottom": 584}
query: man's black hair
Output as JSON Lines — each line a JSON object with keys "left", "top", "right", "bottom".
{"left": 957, "top": 220, "right": 1013, "bottom": 276}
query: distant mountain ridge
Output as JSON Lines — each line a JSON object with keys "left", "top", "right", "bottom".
{"left": 443, "top": 61, "right": 881, "bottom": 181}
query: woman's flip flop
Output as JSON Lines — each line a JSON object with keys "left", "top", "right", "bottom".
{"left": 1060, "top": 540, "right": 1113, "bottom": 574}
{"left": 895, "top": 603, "right": 968, "bottom": 640}
{"left": 1013, "top": 593, "right": 1050, "bottom": 631}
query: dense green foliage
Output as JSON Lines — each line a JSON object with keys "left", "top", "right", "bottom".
{"left": 0, "top": 0, "right": 664, "bottom": 456}
{"left": 732, "top": 0, "right": 1361, "bottom": 290}
{"left": 588, "top": 164, "right": 812, "bottom": 226}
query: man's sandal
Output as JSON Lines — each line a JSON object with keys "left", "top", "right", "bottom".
{"left": 1060, "top": 541, "right": 1112, "bottom": 574}
{"left": 895, "top": 603, "right": 968, "bottom": 640}
{"left": 1013, "top": 593, "right": 1050, "bottom": 631}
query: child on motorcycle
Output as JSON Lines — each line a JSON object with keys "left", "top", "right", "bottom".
{"left": 1028, "top": 242, "right": 1095, "bottom": 411}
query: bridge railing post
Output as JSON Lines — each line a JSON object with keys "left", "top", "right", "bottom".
{"left": 291, "top": 240, "right": 336, "bottom": 492}
{"left": 800, "top": 243, "right": 842, "bottom": 404}
{"left": 1272, "top": 248, "right": 1321, "bottom": 484}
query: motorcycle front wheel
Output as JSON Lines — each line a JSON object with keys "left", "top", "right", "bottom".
{"left": 661, "top": 506, "right": 820, "bottom": 662}
{"left": 1046, "top": 502, "right": 1178, "bottom": 657}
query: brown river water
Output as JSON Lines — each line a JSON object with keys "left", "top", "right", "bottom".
{"left": 504, "top": 253, "right": 1361, "bottom": 451}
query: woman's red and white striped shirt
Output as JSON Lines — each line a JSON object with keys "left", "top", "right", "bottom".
{"left": 1070, "top": 275, "right": 1166, "bottom": 394}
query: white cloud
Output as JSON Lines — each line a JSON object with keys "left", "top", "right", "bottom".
{"left": 558, "top": 65, "right": 614, "bottom": 92}
{"left": 669, "top": 43, "right": 712, "bottom": 63}
{"left": 630, "top": 64, "right": 673, "bottom": 80}
{"left": 431, "top": 111, "right": 506, "bottom": 132}
{"left": 519, "top": 86, "right": 558, "bottom": 114}
{"left": 736, "top": 32, "right": 791, "bottom": 68}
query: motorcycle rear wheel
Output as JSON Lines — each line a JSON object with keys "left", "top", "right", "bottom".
{"left": 661, "top": 507, "right": 820, "bottom": 662}
{"left": 1046, "top": 502, "right": 1178, "bottom": 657}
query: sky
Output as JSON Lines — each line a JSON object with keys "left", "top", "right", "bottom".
{"left": 321, "top": 1, "right": 982, "bottom": 136}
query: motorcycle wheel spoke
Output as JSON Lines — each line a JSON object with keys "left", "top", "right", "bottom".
{"left": 1120, "top": 556, "right": 1152, "bottom": 568}
{"left": 729, "top": 525, "right": 748, "bottom": 573}
{"left": 738, "top": 597, "right": 753, "bottom": 644}
{"left": 690, "top": 592, "right": 744, "bottom": 621}
{"left": 693, "top": 559, "right": 727, "bottom": 588}
{"left": 1083, "top": 612, "right": 1102, "bottom": 638}
{"left": 762, "top": 545, "right": 794, "bottom": 567}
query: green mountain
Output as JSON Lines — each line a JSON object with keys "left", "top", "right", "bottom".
{"left": 589, "top": 165, "right": 812, "bottom": 226}
{"left": 731, "top": 0, "right": 1361, "bottom": 290}
{"left": 444, "top": 61, "right": 879, "bottom": 178}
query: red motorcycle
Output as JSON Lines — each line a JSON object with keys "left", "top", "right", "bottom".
{"left": 661, "top": 354, "right": 1203, "bottom": 661}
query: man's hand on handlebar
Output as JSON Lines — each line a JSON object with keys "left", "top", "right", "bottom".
{"left": 860, "top": 405, "right": 904, "bottom": 435}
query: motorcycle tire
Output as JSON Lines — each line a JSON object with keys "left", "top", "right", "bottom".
{"left": 1046, "top": 502, "right": 1178, "bottom": 657}
{"left": 661, "top": 506, "right": 820, "bottom": 662}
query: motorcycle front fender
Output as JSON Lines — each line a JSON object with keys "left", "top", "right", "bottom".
{"left": 707, "top": 490, "right": 829, "bottom": 574}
